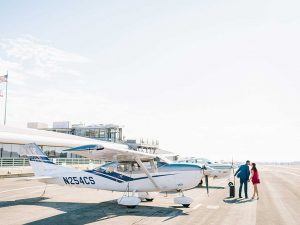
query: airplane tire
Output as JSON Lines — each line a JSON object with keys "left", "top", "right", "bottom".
{"left": 126, "top": 205, "right": 137, "bottom": 209}
{"left": 145, "top": 198, "right": 154, "bottom": 202}
{"left": 182, "top": 204, "right": 190, "bottom": 208}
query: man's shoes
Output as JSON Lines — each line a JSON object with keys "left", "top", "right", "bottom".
{"left": 239, "top": 196, "right": 242, "bottom": 198}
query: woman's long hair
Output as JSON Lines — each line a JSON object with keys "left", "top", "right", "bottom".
{"left": 252, "top": 163, "right": 257, "bottom": 172}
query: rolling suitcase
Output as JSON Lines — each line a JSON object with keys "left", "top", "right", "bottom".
{"left": 229, "top": 185, "right": 235, "bottom": 198}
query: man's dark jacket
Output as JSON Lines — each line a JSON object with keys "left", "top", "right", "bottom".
{"left": 234, "top": 164, "right": 250, "bottom": 181}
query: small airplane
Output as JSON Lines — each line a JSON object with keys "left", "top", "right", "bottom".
{"left": 176, "top": 157, "right": 236, "bottom": 185}
{"left": 24, "top": 143, "right": 209, "bottom": 208}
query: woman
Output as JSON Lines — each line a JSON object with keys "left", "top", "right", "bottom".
{"left": 250, "top": 163, "right": 260, "bottom": 200}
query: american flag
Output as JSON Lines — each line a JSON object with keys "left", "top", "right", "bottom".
{"left": 0, "top": 74, "right": 8, "bottom": 82}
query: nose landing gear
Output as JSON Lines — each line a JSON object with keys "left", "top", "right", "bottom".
{"left": 174, "top": 191, "right": 193, "bottom": 208}
{"left": 138, "top": 192, "right": 156, "bottom": 202}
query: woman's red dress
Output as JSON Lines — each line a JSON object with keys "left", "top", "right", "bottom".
{"left": 251, "top": 169, "right": 260, "bottom": 184}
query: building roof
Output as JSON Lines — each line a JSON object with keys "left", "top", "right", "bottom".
{"left": 72, "top": 124, "right": 121, "bottom": 129}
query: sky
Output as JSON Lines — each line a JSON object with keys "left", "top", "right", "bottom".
{"left": 0, "top": 0, "right": 299, "bottom": 162}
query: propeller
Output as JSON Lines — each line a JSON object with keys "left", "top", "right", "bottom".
{"left": 202, "top": 165, "right": 209, "bottom": 196}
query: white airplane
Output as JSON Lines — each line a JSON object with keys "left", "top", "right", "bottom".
{"left": 24, "top": 143, "right": 208, "bottom": 208}
{"left": 177, "top": 157, "right": 235, "bottom": 185}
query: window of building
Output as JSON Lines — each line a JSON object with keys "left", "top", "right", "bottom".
{"left": 89, "top": 129, "right": 96, "bottom": 138}
{"left": 2, "top": 144, "right": 11, "bottom": 157}
{"left": 99, "top": 130, "right": 106, "bottom": 138}
{"left": 11, "top": 144, "right": 22, "bottom": 158}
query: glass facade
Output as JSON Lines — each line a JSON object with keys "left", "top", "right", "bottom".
{"left": 0, "top": 144, "right": 24, "bottom": 158}
{"left": 73, "top": 127, "right": 121, "bottom": 142}
{"left": 42, "top": 146, "right": 68, "bottom": 158}
{"left": 47, "top": 126, "right": 122, "bottom": 143}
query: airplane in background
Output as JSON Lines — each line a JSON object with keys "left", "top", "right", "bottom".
{"left": 176, "top": 157, "right": 236, "bottom": 185}
{"left": 24, "top": 143, "right": 210, "bottom": 208}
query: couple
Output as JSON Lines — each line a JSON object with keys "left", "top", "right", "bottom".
{"left": 234, "top": 160, "right": 260, "bottom": 200}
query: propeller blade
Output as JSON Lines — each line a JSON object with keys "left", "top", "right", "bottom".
{"left": 205, "top": 175, "right": 209, "bottom": 196}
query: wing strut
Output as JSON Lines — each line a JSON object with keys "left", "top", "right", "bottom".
{"left": 135, "top": 157, "right": 161, "bottom": 191}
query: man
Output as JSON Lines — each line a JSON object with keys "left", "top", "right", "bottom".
{"left": 234, "top": 160, "right": 250, "bottom": 198}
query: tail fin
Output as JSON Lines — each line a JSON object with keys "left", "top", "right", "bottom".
{"left": 23, "top": 143, "right": 74, "bottom": 176}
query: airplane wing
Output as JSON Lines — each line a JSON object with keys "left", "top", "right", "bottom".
{"left": 63, "top": 143, "right": 157, "bottom": 162}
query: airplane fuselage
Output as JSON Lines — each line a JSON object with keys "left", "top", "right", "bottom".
{"left": 38, "top": 161, "right": 203, "bottom": 192}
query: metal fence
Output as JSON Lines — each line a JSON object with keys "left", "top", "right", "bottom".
{"left": 0, "top": 158, "right": 29, "bottom": 167}
{"left": 53, "top": 158, "right": 102, "bottom": 165}
{"left": 0, "top": 158, "right": 102, "bottom": 168}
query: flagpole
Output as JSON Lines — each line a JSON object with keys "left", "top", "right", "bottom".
{"left": 4, "top": 71, "right": 8, "bottom": 125}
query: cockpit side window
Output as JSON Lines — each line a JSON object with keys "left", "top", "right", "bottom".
{"left": 117, "top": 164, "right": 125, "bottom": 172}
{"left": 117, "top": 163, "right": 131, "bottom": 172}
{"left": 132, "top": 162, "right": 140, "bottom": 171}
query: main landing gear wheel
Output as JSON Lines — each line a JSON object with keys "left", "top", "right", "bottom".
{"left": 174, "top": 196, "right": 193, "bottom": 208}
{"left": 117, "top": 196, "right": 141, "bottom": 208}
{"left": 145, "top": 198, "right": 154, "bottom": 202}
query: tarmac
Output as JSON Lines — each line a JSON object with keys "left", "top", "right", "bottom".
{"left": 0, "top": 165, "right": 299, "bottom": 225}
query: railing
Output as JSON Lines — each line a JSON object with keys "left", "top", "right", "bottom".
{"left": 0, "top": 158, "right": 102, "bottom": 168}
{"left": 0, "top": 158, "right": 30, "bottom": 167}
{"left": 53, "top": 158, "right": 102, "bottom": 165}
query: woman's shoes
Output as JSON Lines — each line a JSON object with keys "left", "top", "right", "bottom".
{"left": 251, "top": 196, "right": 259, "bottom": 200}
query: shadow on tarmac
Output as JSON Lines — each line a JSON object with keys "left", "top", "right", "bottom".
{"left": 223, "top": 197, "right": 254, "bottom": 204}
{"left": 0, "top": 197, "right": 187, "bottom": 225}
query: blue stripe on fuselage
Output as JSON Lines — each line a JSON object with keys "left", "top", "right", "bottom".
{"left": 85, "top": 169, "right": 175, "bottom": 183}
{"left": 90, "top": 170, "right": 124, "bottom": 183}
